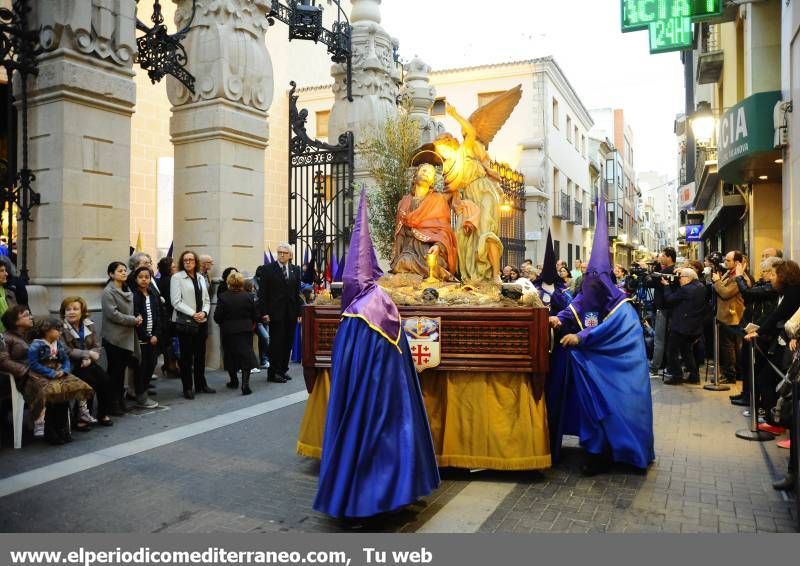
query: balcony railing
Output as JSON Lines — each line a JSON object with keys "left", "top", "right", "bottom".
{"left": 695, "top": 145, "right": 718, "bottom": 186}
{"left": 697, "top": 24, "right": 723, "bottom": 84}
{"left": 557, "top": 191, "right": 570, "bottom": 220}
{"left": 701, "top": 24, "right": 720, "bottom": 53}
{"left": 573, "top": 201, "right": 583, "bottom": 225}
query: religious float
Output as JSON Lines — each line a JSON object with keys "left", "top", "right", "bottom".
{"left": 296, "top": 85, "right": 554, "bottom": 470}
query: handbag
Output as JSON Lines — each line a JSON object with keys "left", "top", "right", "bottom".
{"left": 174, "top": 312, "right": 200, "bottom": 335}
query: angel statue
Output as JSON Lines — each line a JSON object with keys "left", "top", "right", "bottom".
{"left": 432, "top": 85, "right": 523, "bottom": 283}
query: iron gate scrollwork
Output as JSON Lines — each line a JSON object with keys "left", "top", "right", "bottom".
{"left": 288, "top": 82, "right": 354, "bottom": 279}
{"left": 1, "top": 0, "right": 42, "bottom": 282}
{"left": 488, "top": 161, "right": 527, "bottom": 268}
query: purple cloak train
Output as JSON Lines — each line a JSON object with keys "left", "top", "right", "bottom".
{"left": 312, "top": 189, "right": 440, "bottom": 519}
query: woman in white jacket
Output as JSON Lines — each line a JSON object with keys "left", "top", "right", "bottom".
{"left": 170, "top": 250, "right": 214, "bottom": 399}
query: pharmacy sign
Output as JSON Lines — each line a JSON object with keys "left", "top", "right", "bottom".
{"left": 621, "top": 0, "right": 724, "bottom": 54}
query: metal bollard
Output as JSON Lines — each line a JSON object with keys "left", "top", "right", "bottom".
{"left": 704, "top": 320, "right": 730, "bottom": 391}
{"left": 735, "top": 341, "right": 773, "bottom": 441}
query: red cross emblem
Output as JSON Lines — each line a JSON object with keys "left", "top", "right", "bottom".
{"left": 410, "top": 344, "right": 430, "bottom": 365}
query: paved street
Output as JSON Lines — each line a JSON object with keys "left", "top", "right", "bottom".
{"left": 0, "top": 365, "right": 796, "bottom": 533}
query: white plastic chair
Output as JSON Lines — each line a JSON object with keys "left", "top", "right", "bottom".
{"left": 2, "top": 373, "right": 24, "bottom": 449}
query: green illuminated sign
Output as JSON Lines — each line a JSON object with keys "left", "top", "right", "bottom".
{"left": 621, "top": 0, "right": 724, "bottom": 54}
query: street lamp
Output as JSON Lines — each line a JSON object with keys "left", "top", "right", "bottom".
{"left": 690, "top": 101, "right": 716, "bottom": 147}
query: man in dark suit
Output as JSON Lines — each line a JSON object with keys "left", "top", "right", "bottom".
{"left": 257, "top": 243, "right": 301, "bottom": 383}
{"left": 663, "top": 267, "right": 707, "bottom": 385}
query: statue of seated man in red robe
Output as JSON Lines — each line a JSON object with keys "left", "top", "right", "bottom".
{"left": 389, "top": 164, "right": 459, "bottom": 281}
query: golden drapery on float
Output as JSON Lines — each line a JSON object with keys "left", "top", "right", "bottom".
{"left": 297, "top": 368, "right": 551, "bottom": 470}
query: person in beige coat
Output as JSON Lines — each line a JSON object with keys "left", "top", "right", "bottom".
{"left": 171, "top": 250, "right": 213, "bottom": 399}
{"left": 712, "top": 251, "right": 745, "bottom": 383}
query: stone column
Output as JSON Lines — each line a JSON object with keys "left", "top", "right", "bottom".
{"left": 401, "top": 56, "right": 444, "bottom": 145}
{"left": 519, "top": 138, "right": 549, "bottom": 265}
{"left": 328, "top": 0, "right": 401, "bottom": 182}
{"left": 25, "top": 1, "right": 137, "bottom": 315}
{"left": 167, "top": 0, "right": 273, "bottom": 367}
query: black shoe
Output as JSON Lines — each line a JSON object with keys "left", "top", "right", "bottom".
{"left": 183, "top": 389, "right": 195, "bottom": 400}
{"left": 44, "top": 424, "right": 65, "bottom": 445}
{"left": 198, "top": 386, "right": 216, "bottom": 394}
{"left": 663, "top": 377, "right": 682, "bottom": 385}
{"left": 60, "top": 429, "right": 73, "bottom": 443}
{"left": 226, "top": 379, "right": 239, "bottom": 389}
{"left": 241, "top": 374, "right": 252, "bottom": 396}
{"left": 268, "top": 375, "right": 287, "bottom": 383}
{"left": 685, "top": 375, "right": 700, "bottom": 384}
{"left": 580, "top": 454, "right": 611, "bottom": 477}
{"left": 731, "top": 397, "right": 749, "bottom": 406}
{"left": 772, "top": 474, "right": 795, "bottom": 491}
{"left": 280, "top": 373, "right": 292, "bottom": 381}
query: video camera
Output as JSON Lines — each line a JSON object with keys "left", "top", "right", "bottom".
{"left": 651, "top": 271, "right": 678, "bottom": 282}
{"left": 623, "top": 263, "right": 652, "bottom": 293}
{"left": 706, "top": 251, "right": 727, "bottom": 275}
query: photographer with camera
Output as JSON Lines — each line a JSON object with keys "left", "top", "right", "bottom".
{"left": 646, "top": 247, "right": 679, "bottom": 377}
{"left": 712, "top": 250, "right": 746, "bottom": 384}
{"left": 662, "top": 268, "right": 707, "bottom": 384}
{"left": 729, "top": 255, "right": 781, "bottom": 406}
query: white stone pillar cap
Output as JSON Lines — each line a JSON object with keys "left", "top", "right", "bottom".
{"left": 351, "top": 0, "right": 381, "bottom": 24}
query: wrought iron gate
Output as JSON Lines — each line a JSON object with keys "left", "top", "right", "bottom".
{"left": 288, "top": 82, "right": 354, "bottom": 279}
{"left": 488, "top": 161, "right": 527, "bottom": 268}
{"left": 0, "top": 0, "right": 41, "bottom": 282}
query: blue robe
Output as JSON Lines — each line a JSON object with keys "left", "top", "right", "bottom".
{"left": 313, "top": 317, "right": 440, "bottom": 518}
{"left": 536, "top": 284, "right": 579, "bottom": 464}
{"left": 558, "top": 302, "right": 655, "bottom": 469}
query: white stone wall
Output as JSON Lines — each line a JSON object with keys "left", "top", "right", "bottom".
{"left": 782, "top": 0, "right": 800, "bottom": 260}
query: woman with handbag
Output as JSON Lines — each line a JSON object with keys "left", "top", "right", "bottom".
{"left": 214, "top": 270, "right": 259, "bottom": 395}
{"left": 101, "top": 261, "right": 142, "bottom": 413}
{"left": 61, "top": 296, "right": 116, "bottom": 424}
{"left": 171, "top": 250, "right": 214, "bottom": 399}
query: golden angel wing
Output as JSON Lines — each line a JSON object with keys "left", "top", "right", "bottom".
{"left": 467, "top": 84, "right": 523, "bottom": 146}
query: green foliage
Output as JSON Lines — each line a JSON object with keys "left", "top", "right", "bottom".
{"left": 361, "top": 108, "right": 421, "bottom": 260}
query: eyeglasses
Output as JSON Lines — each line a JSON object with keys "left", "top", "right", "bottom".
{"left": 183, "top": 259, "right": 196, "bottom": 264}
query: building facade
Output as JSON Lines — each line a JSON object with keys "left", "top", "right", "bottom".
{"left": 589, "top": 108, "right": 644, "bottom": 266}
{"left": 678, "top": 1, "right": 784, "bottom": 268}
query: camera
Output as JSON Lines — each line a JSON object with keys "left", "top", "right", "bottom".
{"left": 623, "top": 264, "right": 650, "bottom": 293}
{"left": 651, "top": 271, "right": 678, "bottom": 282}
{"left": 706, "top": 251, "right": 727, "bottom": 275}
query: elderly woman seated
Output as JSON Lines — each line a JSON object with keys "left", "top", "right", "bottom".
{"left": 0, "top": 305, "right": 93, "bottom": 445}
{"left": 60, "top": 296, "right": 116, "bottom": 425}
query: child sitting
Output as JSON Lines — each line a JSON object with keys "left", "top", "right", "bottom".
{"left": 27, "top": 317, "right": 93, "bottom": 444}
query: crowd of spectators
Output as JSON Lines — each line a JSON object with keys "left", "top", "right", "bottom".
{"left": 627, "top": 245, "right": 799, "bottom": 492}
{"left": 0, "top": 245, "right": 305, "bottom": 447}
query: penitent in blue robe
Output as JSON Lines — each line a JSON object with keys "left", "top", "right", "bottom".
{"left": 558, "top": 302, "right": 655, "bottom": 469}
{"left": 537, "top": 285, "right": 578, "bottom": 464}
{"left": 313, "top": 316, "right": 440, "bottom": 518}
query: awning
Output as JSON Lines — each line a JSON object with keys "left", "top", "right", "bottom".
{"left": 701, "top": 194, "right": 746, "bottom": 238}
{"left": 717, "top": 91, "right": 783, "bottom": 184}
